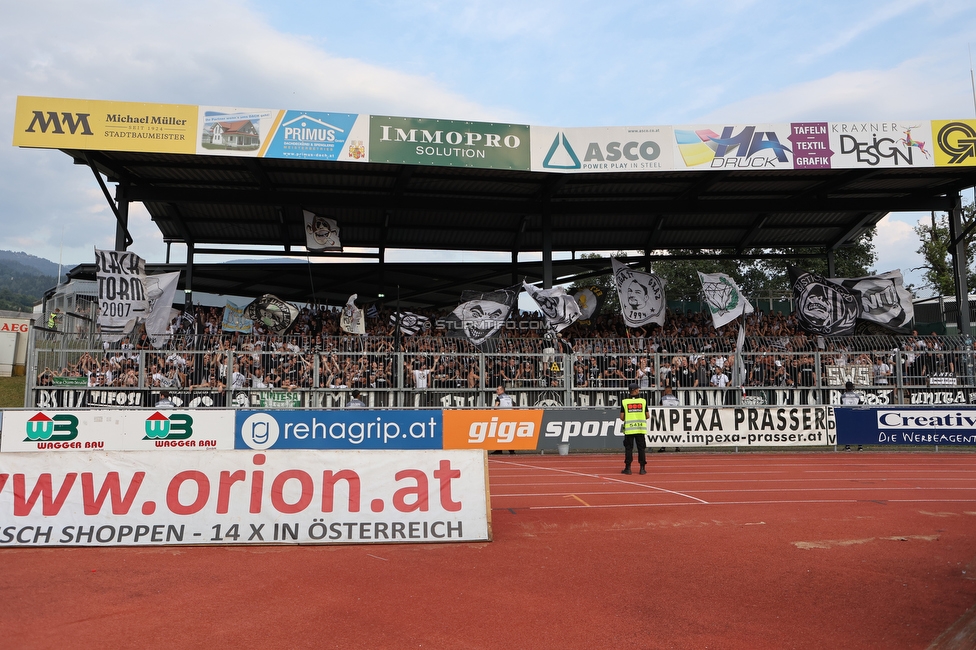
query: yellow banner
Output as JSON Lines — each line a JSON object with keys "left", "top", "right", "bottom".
{"left": 13, "top": 96, "right": 197, "bottom": 154}
{"left": 932, "top": 120, "right": 976, "bottom": 167}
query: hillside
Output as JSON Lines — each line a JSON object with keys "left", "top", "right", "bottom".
{"left": 0, "top": 251, "right": 60, "bottom": 312}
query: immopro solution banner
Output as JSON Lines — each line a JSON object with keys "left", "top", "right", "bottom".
{"left": 0, "top": 449, "right": 489, "bottom": 546}
{"left": 368, "top": 115, "right": 530, "bottom": 169}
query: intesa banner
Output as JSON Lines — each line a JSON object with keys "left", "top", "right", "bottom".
{"left": 834, "top": 407, "right": 976, "bottom": 446}
{"left": 1, "top": 409, "right": 234, "bottom": 452}
{"left": 0, "top": 449, "right": 489, "bottom": 546}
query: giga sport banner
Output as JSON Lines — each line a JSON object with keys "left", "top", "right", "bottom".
{"left": 0, "top": 449, "right": 489, "bottom": 547}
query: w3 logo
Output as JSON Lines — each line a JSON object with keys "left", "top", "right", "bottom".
{"left": 144, "top": 412, "right": 193, "bottom": 440}
{"left": 24, "top": 413, "right": 79, "bottom": 441}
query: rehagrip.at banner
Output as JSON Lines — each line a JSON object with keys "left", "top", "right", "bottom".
{"left": 0, "top": 449, "right": 490, "bottom": 547}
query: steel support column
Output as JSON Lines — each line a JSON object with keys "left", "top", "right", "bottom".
{"left": 949, "top": 193, "right": 971, "bottom": 336}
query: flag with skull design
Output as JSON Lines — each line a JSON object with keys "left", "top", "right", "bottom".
{"left": 789, "top": 267, "right": 861, "bottom": 336}
{"left": 444, "top": 285, "right": 519, "bottom": 349}
{"left": 522, "top": 281, "right": 582, "bottom": 333}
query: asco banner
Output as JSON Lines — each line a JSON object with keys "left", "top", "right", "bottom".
{"left": 236, "top": 410, "right": 442, "bottom": 450}
{"left": 0, "top": 449, "right": 489, "bottom": 547}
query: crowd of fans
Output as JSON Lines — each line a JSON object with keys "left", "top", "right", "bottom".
{"left": 35, "top": 303, "right": 973, "bottom": 393}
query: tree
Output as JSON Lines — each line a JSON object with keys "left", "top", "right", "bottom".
{"left": 913, "top": 204, "right": 976, "bottom": 296}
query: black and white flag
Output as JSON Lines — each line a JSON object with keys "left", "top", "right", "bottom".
{"left": 340, "top": 294, "right": 366, "bottom": 335}
{"left": 390, "top": 312, "right": 430, "bottom": 336}
{"left": 790, "top": 267, "right": 861, "bottom": 336}
{"left": 144, "top": 271, "right": 181, "bottom": 348}
{"left": 304, "top": 210, "right": 341, "bottom": 251}
{"left": 612, "top": 258, "right": 666, "bottom": 327}
{"left": 444, "top": 286, "right": 519, "bottom": 348}
{"left": 572, "top": 286, "right": 604, "bottom": 326}
{"left": 698, "top": 271, "right": 753, "bottom": 329}
{"left": 828, "top": 269, "right": 914, "bottom": 331}
{"left": 244, "top": 294, "right": 300, "bottom": 334}
{"left": 523, "top": 281, "right": 581, "bottom": 332}
{"left": 95, "top": 248, "right": 149, "bottom": 341}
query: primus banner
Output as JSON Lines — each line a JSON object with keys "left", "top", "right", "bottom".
{"left": 0, "top": 449, "right": 489, "bottom": 547}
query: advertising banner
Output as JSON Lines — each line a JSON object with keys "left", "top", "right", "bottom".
{"left": 369, "top": 115, "right": 530, "bottom": 169}
{"left": 0, "top": 449, "right": 490, "bottom": 546}
{"left": 530, "top": 125, "right": 673, "bottom": 173}
{"left": 197, "top": 106, "right": 280, "bottom": 157}
{"left": 0, "top": 410, "right": 235, "bottom": 452}
{"left": 672, "top": 123, "right": 794, "bottom": 170}
{"left": 13, "top": 96, "right": 197, "bottom": 153}
{"left": 537, "top": 408, "right": 622, "bottom": 451}
{"left": 264, "top": 110, "right": 368, "bottom": 162}
{"left": 933, "top": 120, "right": 976, "bottom": 167}
{"left": 834, "top": 407, "right": 976, "bottom": 446}
{"left": 643, "top": 405, "right": 836, "bottom": 448}
{"left": 235, "top": 410, "right": 443, "bottom": 450}
{"left": 828, "top": 121, "right": 934, "bottom": 169}
{"left": 442, "top": 409, "right": 543, "bottom": 451}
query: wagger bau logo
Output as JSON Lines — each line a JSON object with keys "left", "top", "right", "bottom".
{"left": 24, "top": 413, "right": 79, "bottom": 441}
{"left": 143, "top": 412, "right": 193, "bottom": 440}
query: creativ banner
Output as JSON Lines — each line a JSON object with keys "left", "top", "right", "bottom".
{"left": 368, "top": 115, "right": 530, "bottom": 169}
{"left": 0, "top": 449, "right": 490, "bottom": 546}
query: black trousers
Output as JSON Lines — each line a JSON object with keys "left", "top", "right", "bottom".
{"left": 623, "top": 434, "right": 646, "bottom": 468}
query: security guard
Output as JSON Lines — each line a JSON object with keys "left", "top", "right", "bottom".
{"left": 620, "top": 382, "right": 648, "bottom": 475}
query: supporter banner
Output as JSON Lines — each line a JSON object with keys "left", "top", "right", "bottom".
{"left": 530, "top": 125, "right": 672, "bottom": 172}
{"left": 144, "top": 271, "right": 181, "bottom": 348}
{"left": 573, "top": 286, "right": 604, "bottom": 325}
{"left": 244, "top": 294, "right": 299, "bottom": 334}
{"left": 13, "top": 96, "right": 197, "bottom": 153}
{"left": 828, "top": 270, "right": 914, "bottom": 331}
{"left": 264, "top": 110, "right": 368, "bottom": 162}
{"left": 790, "top": 267, "right": 860, "bottom": 336}
{"left": 442, "top": 409, "right": 542, "bottom": 452}
{"left": 304, "top": 210, "right": 342, "bottom": 251}
{"left": 235, "top": 410, "right": 443, "bottom": 450}
{"left": 340, "top": 294, "right": 365, "bottom": 335}
{"left": 933, "top": 120, "right": 976, "bottom": 167}
{"left": 0, "top": 410, "right": 234, "bottom": 452}
{"left": 197, "top": 106, "right": 279, "bottom": 157}
{"left": 643, "top": 405, "right": 835, "bottom": 448}
{"left": 835, "top": 407, "right": 976, "bottom": 446}
{"left": 698, "top": 272, "right": 753, "bottom": 329}
{"left": 612, "top": 259, "right": 665, "bottom": 327}
{"left": 95, "top": 249, "right": 148, "bottom": 342}
{"left": 391, "top": 311, "right": 430, "bottom": 336}
{"left": 522, "top": 281, "right": 581, "bottom": 333}
{"left": 443, "top": 286, "right": 519, "bottom": 349}
{"left": 673, "top": 123, "right": 794, "bottom": 170}
{"left": 221, "top": 300, "right": 253, "bottom": 334}
{"left": 0, "top": 449, "right": 489, "bottom": 546}
{"left": 368, "top": 115, "right": 530, "bottom": 170}
{"left": 829, "top": 121, "right": 934, "bottom": 168}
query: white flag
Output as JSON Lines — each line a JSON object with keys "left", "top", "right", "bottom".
{"left": 340, "top": 294, "right": 366, "bottom": 335}
{"left": 612, "top": 258, "right": 666, "bottom": 327}
{"left": 522, "top": 281, "right": 581, "bottom": 332}
{"left": 304, "top": 210, "right": 341, "bottom": 251}
{"left": 95, "top": 248, "right": 149, "bottom": 341}
{"left": 828, "top": 269, "right": 914, "bottom": 331}
{"left": 391, "top": 312, "right": 430, "bottom": 336}
{"left": 144, "top": 272, "right": 181, "bottom": 348}
{"left": 698, "top": 271, "right": 754, "bottom": 329}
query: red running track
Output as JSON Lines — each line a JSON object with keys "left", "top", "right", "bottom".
{"left": 2, "top": 451, "right": 976, "bottom": 649}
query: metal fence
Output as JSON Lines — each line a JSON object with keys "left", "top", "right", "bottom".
{"left": 25, "top": 326, "right": 976, "bottom": 409}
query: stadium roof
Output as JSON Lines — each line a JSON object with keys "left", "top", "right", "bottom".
{"left": 14, "top": 97, "right": 976, "bottom": 309}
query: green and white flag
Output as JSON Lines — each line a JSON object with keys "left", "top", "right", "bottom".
{"left": 698, "top": 271, "right": 753, "bottom": 329}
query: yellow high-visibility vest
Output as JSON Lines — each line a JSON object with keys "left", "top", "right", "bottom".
{"left": 621, "top": 397, "right": 647, "bottom": 435}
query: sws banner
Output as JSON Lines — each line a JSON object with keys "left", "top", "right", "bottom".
{"left": 0, "top": 449, "right": 489, "bottom": 546}
{"left": 835, "top": 407, "right": 976, "bottom": 446}
{"left": 236, "top": 410, "right": 443, "bottom": 450}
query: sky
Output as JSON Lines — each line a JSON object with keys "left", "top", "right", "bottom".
{"left": 3, "top": 0, "right": 976, "bottom": 299}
